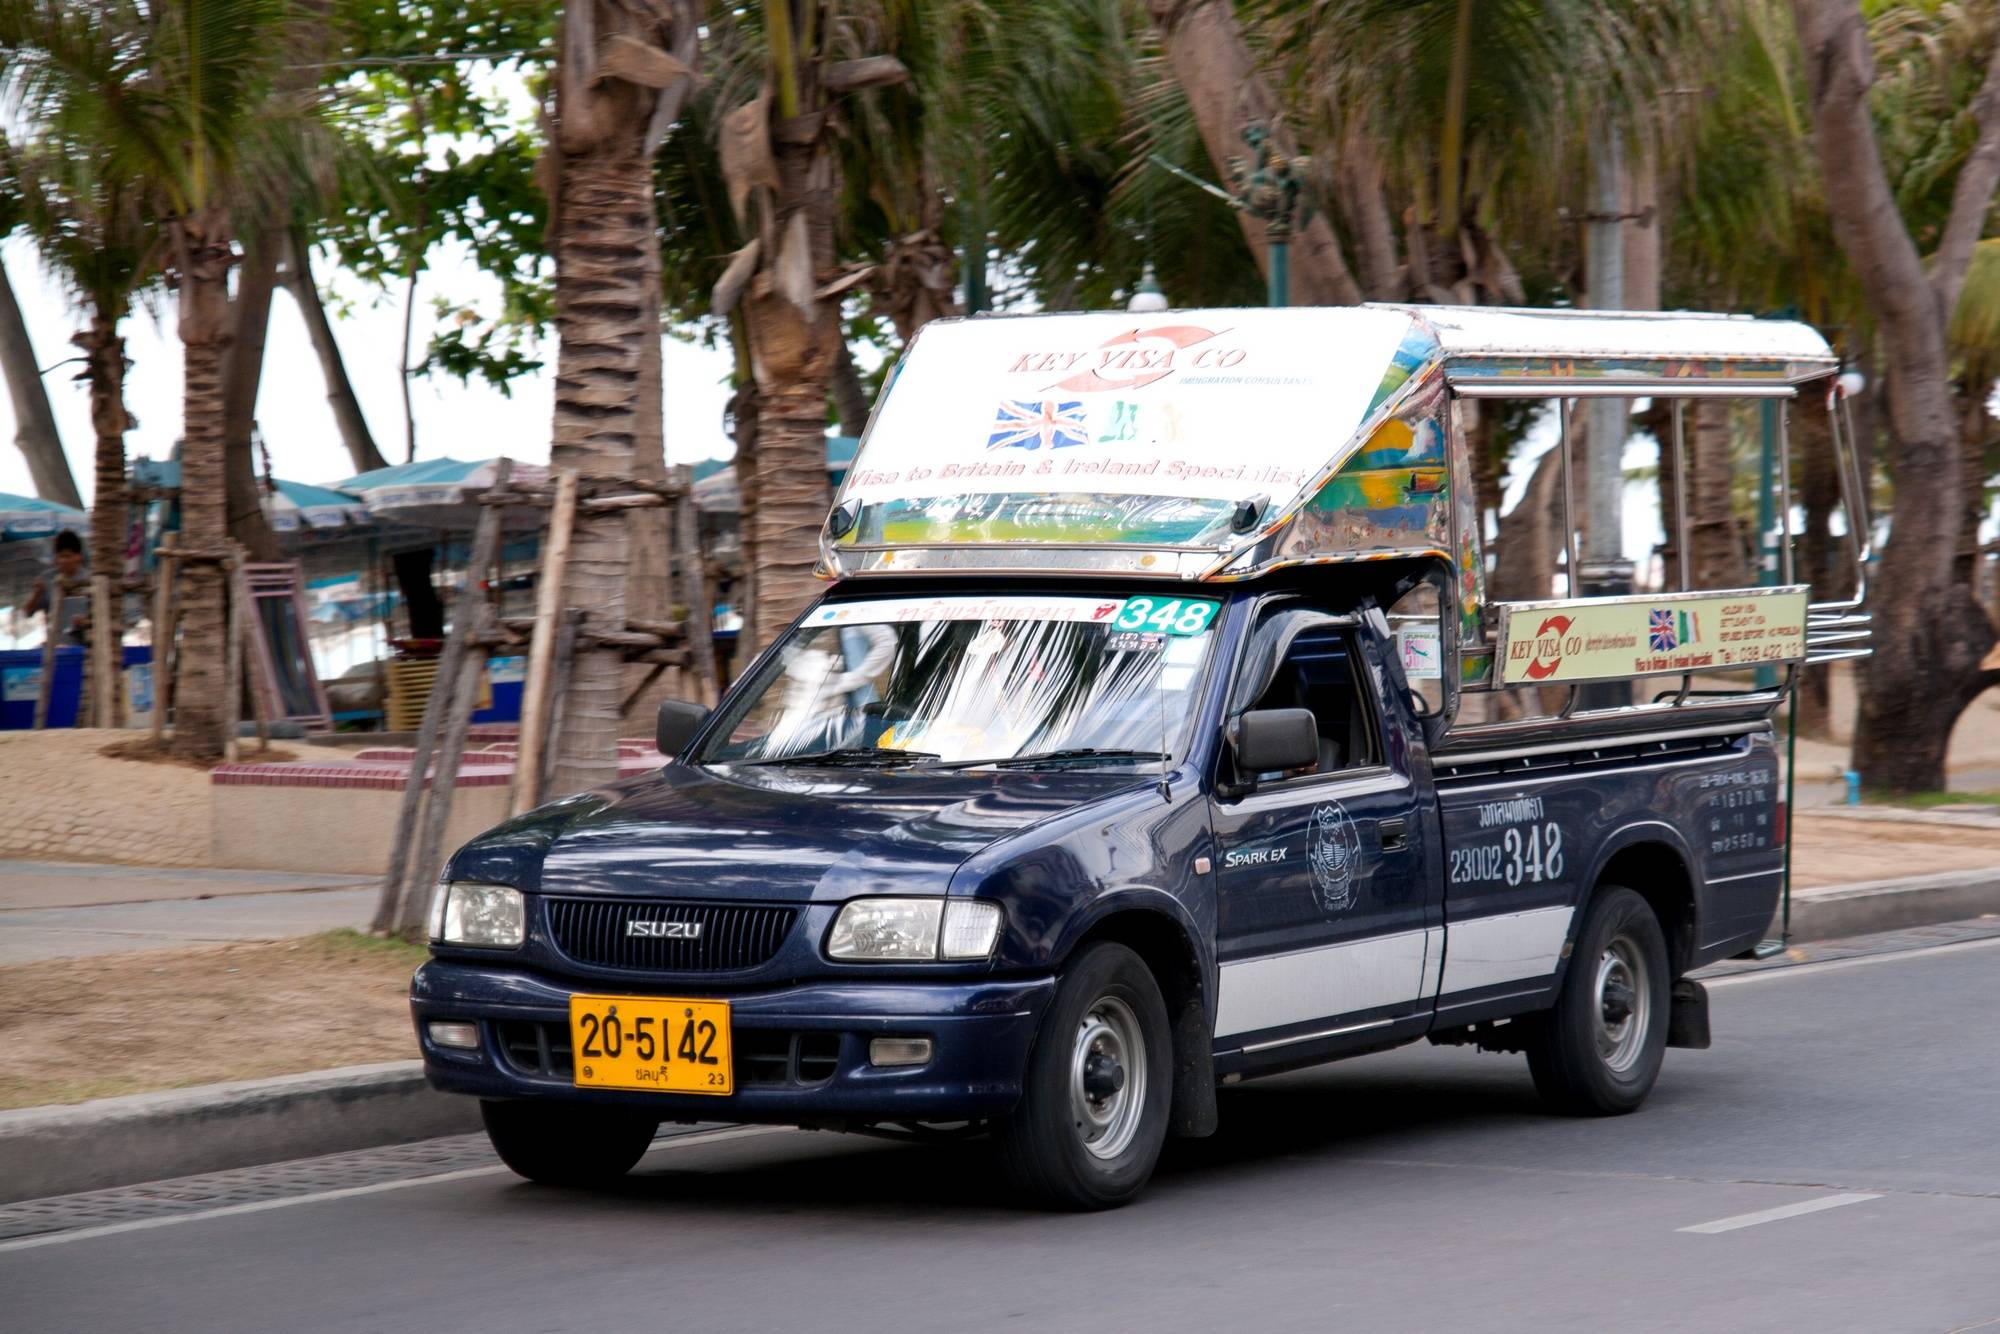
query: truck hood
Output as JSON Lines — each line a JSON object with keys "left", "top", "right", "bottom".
{"left": 456, "top": 762, "right": 1149, "bottom": 903}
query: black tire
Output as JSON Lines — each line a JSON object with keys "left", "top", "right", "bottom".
{"left": 480, "top": 1100, "right": 658, "bottom": 1188}
{"left": 1525, "top": 885, "right": 1671, "bottom": 1115}
{"left": 996, "top": 942, "right": 1173, "bottom": 1210}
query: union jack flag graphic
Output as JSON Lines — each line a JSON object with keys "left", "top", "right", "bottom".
{"left": 1648, "top": 608, "right": 1679, "bottom": 652}
{"left": 988, "top": 399, "right": 1088, "bottom": 451}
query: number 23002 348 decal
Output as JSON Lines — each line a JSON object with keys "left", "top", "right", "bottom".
{"left": 1449, "top": 821, "right": 1565, "bottom": 887}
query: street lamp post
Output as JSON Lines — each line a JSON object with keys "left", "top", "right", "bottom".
{"left": 1147, "top": 122, "right": 1311, "bottom": 309}
{"left": 1228, "top": 125, "right": 1308, "bottom": 309}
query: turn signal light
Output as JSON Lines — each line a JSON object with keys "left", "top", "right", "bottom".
{"left": 869, "top": 1037, "right": 933, "bottom": 1067}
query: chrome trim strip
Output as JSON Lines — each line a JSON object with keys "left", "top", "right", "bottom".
{"left": 1234, "top": 1017, "right": 1396, "bottom": 1055}
{"left": 1435, "top": 720, "right": 1768, "bottom": 768}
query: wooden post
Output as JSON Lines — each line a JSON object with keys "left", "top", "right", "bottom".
{"left": 675, "top": 481, "right": 718, "bottom": 704}
{"left": 372, "top": 459, "right": 512, "bottom": 934}
{"left": 222, "top": 553, "right": 244, "bottom": 763}
{"left": 395, "top": 648, "right": 488, "bottom": 936}
{"left": 537, "top": 609, "right": 584, "bottom": 807}
{"left": 510, "top": 470, "right": 578, "bottom": 817}
{"left": 231, "top": 559, "right": 270, "bottom": 750}
{"left": 91, "top": 574, "right": 118, "bottom": 730}
{"left": 152, "top": 537, "right": 177, "bottom": 743}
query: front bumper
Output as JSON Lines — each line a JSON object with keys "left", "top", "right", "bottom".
{"left": 411, "top": 959, "right": 1055, "bottom": 1126}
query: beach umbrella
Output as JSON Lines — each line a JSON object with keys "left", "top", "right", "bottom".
{"left": 129, "top": 460, "right": 373, "bottom": 534}
{"left": 333, "top": 457, "right": 548, "bottom": 531}
{"left": 264, "top": 478, "right": 372, "bottom": 532}
{"left": 0, "top": 489, "right": 87, "bottom": 542}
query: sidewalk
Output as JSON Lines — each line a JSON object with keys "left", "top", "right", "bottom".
{"left": 0, "top": 861, "right": 377, "bottom": 966}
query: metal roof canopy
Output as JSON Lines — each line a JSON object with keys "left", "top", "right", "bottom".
{"left": 1388, "top": 303, "right": 1839, "bottom": 397}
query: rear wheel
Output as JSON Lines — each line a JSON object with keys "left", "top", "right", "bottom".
{"left": 997, "top": 942, "right": 1172, "bottom": 1210}
{"left": 480, "top": 1100, "right": 658, "bottom": 1188}
{"left": 1525, "top": 886, "right": 1670, "bottom": 1115}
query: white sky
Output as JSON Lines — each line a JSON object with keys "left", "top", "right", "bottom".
{"left": 0, "top": 230, "right": 739, "bottom": 502}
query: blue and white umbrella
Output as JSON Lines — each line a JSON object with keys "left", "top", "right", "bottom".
{"left": 334, "top": 456, "right": 547, "bottom": 531}
{"left": 0, "top": 490, "right": 87, "bottom": 542}
{"left": 130, "top": 460, "right": 372, "bottom": 533}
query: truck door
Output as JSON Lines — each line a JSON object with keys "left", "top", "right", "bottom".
{"left": 1207, "top": 603, "right": 1440, "bottom": 1054}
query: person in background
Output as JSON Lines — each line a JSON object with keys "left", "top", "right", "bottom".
{"left": 25, "top": 529, "right": 90, "bottom": 645}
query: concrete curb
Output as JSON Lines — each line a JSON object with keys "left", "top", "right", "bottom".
{"left": 0, "top": 1061, "right": 479, "bottom": 1205}
{"left": 1782, "top": 867, "right": 2000, "bottom": 942}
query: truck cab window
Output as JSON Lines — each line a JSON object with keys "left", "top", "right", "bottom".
{"left": 1234, "top": 609, "right": 1380, "bottom": 781}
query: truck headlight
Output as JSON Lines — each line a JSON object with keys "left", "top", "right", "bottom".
{"left": 432, "top": 882, "right": 525, "bottom": 948}
{"left": 826, "top": 898, "right": 1002, "bottom": 961}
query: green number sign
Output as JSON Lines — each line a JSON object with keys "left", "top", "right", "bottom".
{"left": 1113, "top": 596, "right": 1219, "bottom": 636}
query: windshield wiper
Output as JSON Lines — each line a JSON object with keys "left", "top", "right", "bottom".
{"left": 939, "top": 747, "right": 1170, "bottom": 770}
{"left": 732, "top": 746, "right": 942, "bottom": 768}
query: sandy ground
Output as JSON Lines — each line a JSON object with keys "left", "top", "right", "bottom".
{"left": 0, "top": 931, "right": 423, "bottom": 1109}
{"left": 1789, "top": 813, "right": 2000, "bottom": 887}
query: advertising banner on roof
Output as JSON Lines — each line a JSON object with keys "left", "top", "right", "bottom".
{"left": 1497, "top": 587, "right": 1809, "bottom": 686}
{"left": 839, "top": 308, "right": 1426, "bottom": 544}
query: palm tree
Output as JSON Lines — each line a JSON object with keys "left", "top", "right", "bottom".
{"left": 709, "top": 2, "right": 908, "bottom": 648}
{"left": 1, "top": 9, "right": 159, "bottom": 721}
{"left": 1791, "top": 0, "right": 2000, "bottom": 792}
{"left": 3, "top": 0, "right": 333, "bottom": 758}
{"left": 541, "top": 0, "right": 700, "bottom": 796}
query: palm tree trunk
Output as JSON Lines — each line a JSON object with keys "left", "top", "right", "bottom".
{"left": 0, "top": 253, "right": 80, "bottom": 508}
{"left": 830, "top": 342, "right": 871, "bottom": 437}
{"left": 745, "top": 375, "right": 832, "bottom": 645}
{"left": 75, "top": 313, "right": 130, "bottom": 594}
{"left": 169, "top": 213, "right": 237, "bottom": 761}
{"left": 1143, "top": 0, "right": 1364, "bottom": 306}
{"left": 546, "top": 119, "right": 654, "bottom": 796}
{"left": 1688, "top": 399, "right": 1748, "bottom": 589}
{"left": 222, "top": 231, "right": 282, "bottom": 563}
{"left": 75, "top": 311, "right": 131, "bottom": 727}
{"left": 278, "top": 229, "right": 388, "bottom": 475}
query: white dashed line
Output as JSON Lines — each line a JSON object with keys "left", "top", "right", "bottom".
{"left": 1677, "top": 1192, "right": 1880, "bottom": 1234}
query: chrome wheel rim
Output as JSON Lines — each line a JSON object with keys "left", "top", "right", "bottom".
{"left": 1069, "top": 995, "right": 1146, "bottom": 1160}
{"left": 1594, "top": 932, "right": 1650, "bottom": 1074}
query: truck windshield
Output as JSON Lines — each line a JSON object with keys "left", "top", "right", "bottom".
{"left": 697, "top": 593, "right": 1223, "bottom": 769}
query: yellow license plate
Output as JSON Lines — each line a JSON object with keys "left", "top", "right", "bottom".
{"left": 569, "top": 995, "right": 732, "bottom": 1096}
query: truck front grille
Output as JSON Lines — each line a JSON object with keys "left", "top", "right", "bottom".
{"left": 493, "top": 1020, "right": 838, "bottom": 1087}
{"left": 544, "top": 898, "right": 799, "bottom": 973}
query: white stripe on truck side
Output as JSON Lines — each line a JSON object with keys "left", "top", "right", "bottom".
{"left": 1437, "top": 905, "right": 1575, "bottom": 995}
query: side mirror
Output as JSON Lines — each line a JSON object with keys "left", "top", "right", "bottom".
{"left": 656, "top": 700, "right": 710, "bottom": 757}
{"left": 1232, "top": 708, "right": 1320, "bottom": 773}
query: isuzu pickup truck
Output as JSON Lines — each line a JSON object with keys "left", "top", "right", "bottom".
{"left": 413, "top": 305, "right": 1868, "bottom": 1208}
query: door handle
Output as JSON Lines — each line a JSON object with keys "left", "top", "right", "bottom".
{"left": 1379, "top": 817, "right": 1408, "bottom": 851}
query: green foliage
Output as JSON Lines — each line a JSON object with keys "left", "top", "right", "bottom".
{"left": 314, "top": 0, "right": 557, "bottom": 389}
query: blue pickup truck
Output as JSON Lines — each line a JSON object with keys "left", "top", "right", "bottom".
{"left": 413, "top": 306, "right": 1861, "bottom": 1208}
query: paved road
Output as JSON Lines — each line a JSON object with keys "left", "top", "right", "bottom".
{"left": 6, "top": 932, "right": 1999, "bottom": 1333}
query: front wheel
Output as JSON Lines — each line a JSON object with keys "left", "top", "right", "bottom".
{"left": 480, "top": 1100, "right": 658, "bottom": 1188}
{"left": 1525, "top": 886, "right": 1670, "bottom": 1115}
{"left": 996, "top": 943, "right": 1172, "bottom": 1210}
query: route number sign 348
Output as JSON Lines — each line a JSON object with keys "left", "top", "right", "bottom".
{"left": 1113, "top": 596, "right": 1219, "bottom": 636}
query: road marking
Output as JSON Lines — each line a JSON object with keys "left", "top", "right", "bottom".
{"left": 1677, "top": 1192, "right": 1879, "bottom": 1234}
{"left": 0, "top": 1125, "right": 789, "bottom": 1255}
{"left": 1703, "top": 934, "right": 2000, "bottom": 988}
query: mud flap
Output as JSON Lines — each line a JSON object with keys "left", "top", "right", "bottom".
{"left": 1668, "top": 979, "right": 1712, "bottom": 1049}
